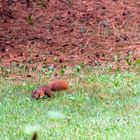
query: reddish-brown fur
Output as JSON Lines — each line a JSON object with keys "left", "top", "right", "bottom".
{"left": 49, "top": 80, "right": 69, "bottom": 91}
{"left": 32, "top": 80, "right": 69, "bottom": 99}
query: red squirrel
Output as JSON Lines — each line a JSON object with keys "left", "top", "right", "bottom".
{"left": 32, "top": 80, "right": 69, "bottom": 99}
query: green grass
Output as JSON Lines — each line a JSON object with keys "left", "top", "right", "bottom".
{"left": 0, "top": 67, "right": 140, "bottom": 140}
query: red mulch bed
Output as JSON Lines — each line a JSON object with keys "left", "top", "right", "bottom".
{"left": 0, "top": 0, "right": 140, "bottom": 70}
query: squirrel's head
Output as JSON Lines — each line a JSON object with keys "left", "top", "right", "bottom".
{"left": 32, "top": 90, "right": 39, "bottom": 99}
{"left": 32, "top": 89, "right": 46, "bottom": 99}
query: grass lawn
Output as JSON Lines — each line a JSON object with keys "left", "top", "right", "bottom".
{"left": 0, "top": 67, "right": 140, "bottom": 140}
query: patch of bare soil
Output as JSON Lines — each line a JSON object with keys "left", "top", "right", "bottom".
{"left": 0, "top": 0, "right": 140, "bottom": 70}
